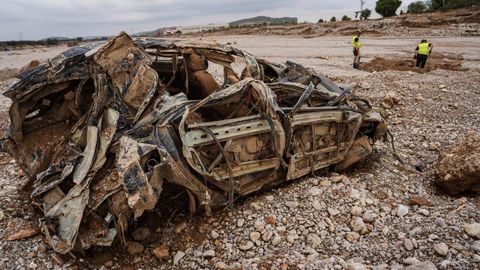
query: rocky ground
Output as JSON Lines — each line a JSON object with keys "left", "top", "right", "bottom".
{"left": 0, "top": 35, "right": 479, "bottom": 270}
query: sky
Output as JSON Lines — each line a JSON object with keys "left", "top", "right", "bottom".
{"left": 0, "top": 0, "right": 417, "bottom": 41}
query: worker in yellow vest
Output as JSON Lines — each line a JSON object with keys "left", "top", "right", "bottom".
{"left": 352, "top": 31, "right": 362, "bottom": 69}
{"left": 415, "top": 39, "right": 433, "bottom": 68}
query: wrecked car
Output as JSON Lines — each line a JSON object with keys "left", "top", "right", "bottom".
{"left": 1, "top": 32, "right": 388, "bottom": 254}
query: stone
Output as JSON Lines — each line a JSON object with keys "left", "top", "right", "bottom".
{"left": 285, "top": 201, "right": 298, "bottom": 208}
{"left": 328, "top": 207, "right": 340, "bottom": 216}
{"left": 464, "top": 223, "right": 480, "bottom": 238}
{"left": 173, "top": 251, "right": 185, "bottom": 265}
{"left": 434, "top": 242, "right": 449, "bottom": 256}
{"left": 347, "top": 262, "right": 367, "bottom": 270}
{"left": 287, "top": 234, "right": 296, "bottom": 243}
{"left": 272, "top": 235, "right": 282, "bottom": 246}
{"left": 239, "top": 241, "right": 254, "bottom": 251}
{"left": 404, "top": 238, "right": 414, "bottom": 251}
{"left": 472, "top": 241, "right": 480, "bottom": 252}
{"left": 405, "top": 261, "right": 437, "bottom": 270}
{"left": 417, "top": 209, "right": 430, "bottom": 216}
{"left": 152, "top": 244, "right": 169, "bottom": 260}
{"left": 249, "top": 231, "right": 261, "bottom": 242}
{"left": 382, "top": 91, "right": 399, "bottom": 109}
{"left": 307, "top": 233, "right": 321, "bottom": 247}
{"left": 346, "top": 232, "right": 360, "bottom": 242}
{"left": 435, "top": 132, "right": 480, "bottom": 194}
{"left": 0, "top": 210, "right": 4, "bottom": 221}
{"left": 350, "top": 206, "right": 363, "bottom": 216}
{"left": 362, "top": 210, "right": 375, "bottom": 223}
{"left": 174, "top": 221, "right": 188, "bottom": 233}
{"left": 214, "top": 262, "right": 228, "bottom": 269}
{"left": 330, "top": 175, "right": 348, "bottom": 183}
{"left": 403, "top": 257, "right": 420, "bottom": 265}
{"left": 408, "top": 196, "right": 433, "bottom": 206}
{"left": 309, "top": 187, "right": 321, "bottom": 196}
{"left": 126, "top": 241, "right": 144, "bottom": 255}
{"left": 104, "top": 261, "right": 114, "bottom": 267}
{"left": 396, "top": 204, "right": 409, "bottom": 217}
{"left": 350, "top": 217, "right": 368, "bottom": 234}
{"left": 237, "top": 218, "right": 245, "bottom": 227}
{"left": 312, "top": 200, "right": 322, "bottom": 211}
{"left": 265, "top": 215, "right": 277, "bottom": 225}
{"left": 210, "top": 230, "right": 219, "bottom": 239}
{"left": 28, "top": 261, "right": 38, "bottom": 269}
{"left": 131, "top": 227, "right": 151, "bottom": 241}
{"left": 202, "top": 249, "right": 215, "bottom": 258}
{"left": 262, "top": 231, "right": 273, "bottom": 242}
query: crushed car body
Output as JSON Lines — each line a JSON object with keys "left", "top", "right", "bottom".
{"left": 1, "top": 32, "right": 388, "bottom": 254}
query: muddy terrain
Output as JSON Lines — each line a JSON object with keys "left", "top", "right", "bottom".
{"left": 0, "top": 34, "right": 479, "bottom": 270}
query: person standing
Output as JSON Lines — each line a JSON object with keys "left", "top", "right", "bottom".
{"left": 352, "top": 31, "right": 362, "bottom": 69}
{"left": 415, "top": 39, "right": 433, "bottom": 68}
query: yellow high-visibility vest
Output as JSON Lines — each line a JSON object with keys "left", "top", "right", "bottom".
{"left": 352, "top": 35, "right": 362, "bottom": 49}
{"left": 418, "top": 42, "right": 430, "bottom": 55}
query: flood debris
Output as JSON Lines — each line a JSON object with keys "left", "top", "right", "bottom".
{"left": 435, "top": 131, "right": 480, "bottom": 195}
{"left": 1, "top": 32, "right": 388, "bottom": 254}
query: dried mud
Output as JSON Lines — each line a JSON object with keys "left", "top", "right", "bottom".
{"left": 361, "top": 52, "right": 467, "bottom": 73}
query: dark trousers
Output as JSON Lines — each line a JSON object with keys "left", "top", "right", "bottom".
{"left": 416, "top": 54, "right": 428, "bottom": 68}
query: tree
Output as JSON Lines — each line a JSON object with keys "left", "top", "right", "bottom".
{"left": 407, "top": 1, "right": 427, "bottom": 13}
{"left": 342, "top": 15, "right": 352, "bottom": 21}
{"left": 375, "top": 0, "right": 402, "bottom": 17}
{"left": 360, "top": 8, "right": 372, "bottom": 19}
{"left": 318, "top": 19, "right": 324, "bottom": 23}
{"left": 330, "top": 16, "right": 337, "bottom": 22}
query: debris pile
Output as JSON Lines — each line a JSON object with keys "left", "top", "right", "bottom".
{"left": 1, "top": 32, "right": 387, "bottom": 254}
{"left": 436, "top": 131, "right": 480, "bottom": 194}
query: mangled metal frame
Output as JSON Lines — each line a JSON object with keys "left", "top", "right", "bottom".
{"left": 1, "top": 32, "right": 388, "bottom": 254}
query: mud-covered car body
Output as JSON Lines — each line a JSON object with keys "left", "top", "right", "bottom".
{"left": 2, "top": 33, "right": 387, "bottom": 254}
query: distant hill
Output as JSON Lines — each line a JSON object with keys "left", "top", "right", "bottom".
{"left": 229, "top": 16, "right": 298, "bottom": 27}
{"left": 40, "top": 36, "right": 70, "bottom": 41}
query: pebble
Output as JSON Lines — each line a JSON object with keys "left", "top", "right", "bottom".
{"left": 0, "top": 210, "right": 4, "bottom": 221}
{"left": 285, "top": 201, "right": 298, "bottom": 208}
{"left": 210, "top": 230, "right": 219, "bottom": 239}
{"left": 350, "top": 206, "right": 363, "bottom": 216}
{"left": 397, "top": 204, "right": 409, "bottom": 217}
{"left": 249, "top": 231, "right": 261, "bottom": 242}
{"left": 131, "top": 227, "right": 150, "bottom": 241}
{"left": 362, "top": 210, "right": 375, "bottom": 223}
{"left": 272, "top": 235, "right": 282, "bottom": 246}
{"left": 417, "top": 209, "right": 430, "bottom": 216}
{"left": 237, "top": 218, "right": 245, "bottom": 228}
{"left": 238, "top": 241, "right": 254, "bottom": 251}
{"left": 403, "top": 257, "right": 420, "bottom": 265}
{"left": 434, "top": 242, "right": 449, "bottom": 256}
{"left": 404, "top": 238, "right": 414, "bottom": 251}
{"left": 347, "top": 262, "right": 367, "bottom": 270}
{"left": 346, "top": 232, "right": 360, "bottom": 242}
{"left": 152, "top": 244, "right": 169, "bottom": 260}
{"left": 174, "top": 222, "right": 188, "bottom": 234}
{"left": 126, "top": 241, "right": 144, "bottom": 255}
{"left": 464, "top": 223, "right": 480, "bottom": 238}
{"left": 350, "top": 217, "right": 368, "bottom": 234}
{"left": 173, "top": 251, "right": 185, "bottom": 265}
{"left": 202, "top": 249, "right": 215, "bottom": 258}
{"left": 472, "top": 241, "right": 480, "bottom": 252}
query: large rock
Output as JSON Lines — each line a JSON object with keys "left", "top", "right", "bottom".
{"left": 435, "top": 132, "right": 480, "bottom": 194}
